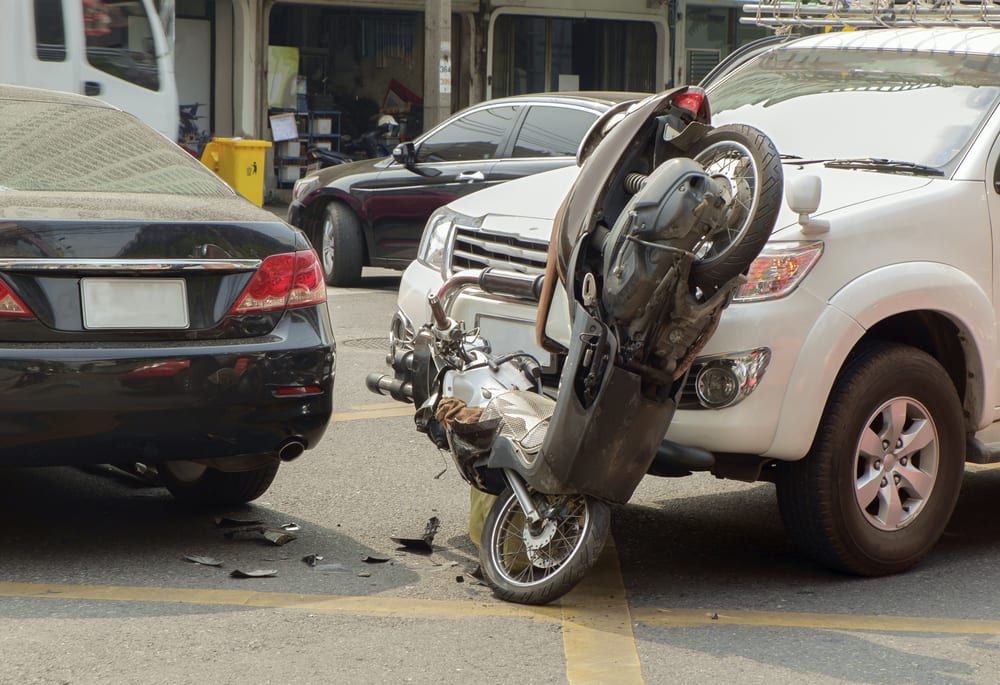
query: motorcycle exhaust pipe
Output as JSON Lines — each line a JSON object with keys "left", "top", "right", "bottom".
{"left": 365, "top": 372, "right": 413, "bottom": 403}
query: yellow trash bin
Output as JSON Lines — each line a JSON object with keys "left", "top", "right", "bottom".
{"left": 200, "top": 137, "right": 272, "bottom": 207}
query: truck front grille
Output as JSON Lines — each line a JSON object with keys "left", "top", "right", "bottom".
{"left": 449, "top": 225, "right": 549, "bottom": 276}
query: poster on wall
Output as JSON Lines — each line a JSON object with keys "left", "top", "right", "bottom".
{"left": 267, "top": 46, "right": 300, "bottom": 109}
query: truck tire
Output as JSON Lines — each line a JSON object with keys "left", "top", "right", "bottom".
{"left": 775, "top": 342, "right": 964, "bottom": 576}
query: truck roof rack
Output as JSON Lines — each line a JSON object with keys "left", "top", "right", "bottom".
{"left": 741, "top": 0, "right": 1000, "bottom": 29}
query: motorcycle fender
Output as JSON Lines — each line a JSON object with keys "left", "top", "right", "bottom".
{"left": 492, "top": 303, "right": 677, "bottom": 503}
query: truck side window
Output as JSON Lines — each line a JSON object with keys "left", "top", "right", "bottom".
{"left": 83, "top": 0, "right": 160, "bottom": 91}
{"left": 34, "top": 0, "right": 67, "bottom": 62}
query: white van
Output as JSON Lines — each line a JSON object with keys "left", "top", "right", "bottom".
{"left": 0, "top": 0, "right": 178, "bottom": 140}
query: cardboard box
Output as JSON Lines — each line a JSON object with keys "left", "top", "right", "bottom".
{"left": 312, "top": 117, "right": 333, "bottom": 135}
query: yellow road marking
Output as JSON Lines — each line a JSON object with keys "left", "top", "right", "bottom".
{"left": 632, "top": 607, "right": 1000, "bottom": 634}
{"left": 0, "top": 581, "right": 559, "bottom": 622}
{"left": 562, "top": 542, "right": 644, "bottom": 685}
{"left": 331, "top": 405, "right": 414, "bottom": 422}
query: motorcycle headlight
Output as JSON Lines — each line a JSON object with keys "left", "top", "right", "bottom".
{"left": 734, "top": 241, "right": 824, "bottom": 303}
{"left": 417, "top": 208, "right": 460, "bottom": 270}
{"left": 291, "top": 175, "right": 320, "bottom": 204}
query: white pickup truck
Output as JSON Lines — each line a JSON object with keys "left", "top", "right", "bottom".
{"left": 387, "top": 23, "right": 1000, "bottom": 578}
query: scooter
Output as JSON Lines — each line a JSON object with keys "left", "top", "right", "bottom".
{"left": 368, "top": 86, "right": 783, "bottom": 605}
{"left": 307, "top": 115, "right": 399, "bottom": 168}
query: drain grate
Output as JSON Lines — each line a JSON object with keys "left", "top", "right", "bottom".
{"left": 342, "top": 337, "right": 390, "bottom": 350}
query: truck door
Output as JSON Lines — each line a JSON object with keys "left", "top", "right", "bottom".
{"left": 72, "top": 0, "right": 178, "bottom": 139}
{"left": 5, "top": 1, "right": 79, "bottom": 92}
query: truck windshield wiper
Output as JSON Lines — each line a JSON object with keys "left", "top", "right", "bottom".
{"left": 823, "top": 158, "right": 944, "bottom": 177}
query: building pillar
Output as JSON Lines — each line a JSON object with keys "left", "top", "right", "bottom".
{"left": 423, "top": 0, "right": 452, "bottom": 129}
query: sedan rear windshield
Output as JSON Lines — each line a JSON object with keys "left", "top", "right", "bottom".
{"left": 707, "top": 48, "right": 1000, "bottom": 170}
{"left": 0, "top": 99, "right": 233, "bottom": 196}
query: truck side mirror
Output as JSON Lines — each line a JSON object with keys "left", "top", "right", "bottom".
{"left": 392, "top": 141, "right": 417, "bottom": 167}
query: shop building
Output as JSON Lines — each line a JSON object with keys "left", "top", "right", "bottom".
{"left": 167, "top": 0, "right": 766, "bottom": 192}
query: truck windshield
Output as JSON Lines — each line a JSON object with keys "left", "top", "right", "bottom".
{"left": 707, "top": 48, "right": 1000, "bottom": 170}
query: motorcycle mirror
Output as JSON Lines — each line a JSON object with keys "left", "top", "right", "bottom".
{"left": 392, "top": 141, "right": 416, "bottom": 167}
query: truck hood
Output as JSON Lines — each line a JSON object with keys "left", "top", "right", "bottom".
{"left": 446, "top": 161, "right": 934, "bottom": 242}
{"left": 769, "top": 165, "right": 933, "bottom": 236}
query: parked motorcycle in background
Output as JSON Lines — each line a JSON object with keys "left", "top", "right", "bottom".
{"left": 307, "top": 114, "right": 399, "bottom": 168}
{"left": 368, "top": 87, "right": 783, "bottom": 605}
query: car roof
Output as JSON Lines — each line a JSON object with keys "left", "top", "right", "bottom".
{"left": 0, "top": 83, "right": 116, "bottom": 109}
{"left": 777, "top": 26, "right": 1000, "bottom": 54}
{"left": 476, "top": 91, "right": 648, "bottom": 109}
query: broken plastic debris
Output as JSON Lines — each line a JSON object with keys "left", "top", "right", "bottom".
{"left": 230, "top": 568, "right": 278, "bottom": 578}
{"left": 263, "top": 529, "right": 297, "bottom": 546}
{"left": 222, "top": 525, "right": 266, "bottom": 540}
{"left": 182, "top": 555, "right": 223, "bottom": 567}
{"left": 280, "top": 523, "right": 300, "bottom": 532}
{"left": 361, "top": 555, "right": 390, "bottom": 564}
{"left": 390, "top": 516, "right": 440, "bottom": 554}
{"left": 302, "top": 554, "right": 325, "bottom": 567}
{"left": 215, "top": 516, "right": 264, "bottom": 528}
{"left": 313, "top": 563, "right": 350, "bottom": 573}
{"left": 357, "top": 571, "right": 372, "bottom": 578}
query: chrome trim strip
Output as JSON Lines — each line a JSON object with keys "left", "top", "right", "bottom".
{"left": 0, "top": 258, "right": 262, "bottom": 272}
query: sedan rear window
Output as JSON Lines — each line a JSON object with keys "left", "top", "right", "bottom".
{"left": 0, "top": 98, "right": 233, "bottom": 196}
{"left": 512, "top": 106, "right": 597, "bottom": 157}
{"left": 708, "top": 48, "right": 1000, "bottom": 169}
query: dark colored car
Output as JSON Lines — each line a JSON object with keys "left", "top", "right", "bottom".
{"left": 287, "top": 92, "right": 647, "bottom": 287}
{"left": 0, "top": 85, "right": 335, "bottom": 505}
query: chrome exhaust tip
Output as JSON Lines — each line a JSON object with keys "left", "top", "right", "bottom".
{"left": 278, "top": 439, "right": 307, "bottom": 462}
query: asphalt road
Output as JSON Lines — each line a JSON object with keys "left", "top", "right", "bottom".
{"left": 4, "top": 268, "right": 1000, "bottom": 685}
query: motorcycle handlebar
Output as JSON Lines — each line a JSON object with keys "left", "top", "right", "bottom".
{"left": 477, "top": 268, "right": 545, "bottom": 303}
{"left": 365, "top": 372, "right": 413, "bottom": 403}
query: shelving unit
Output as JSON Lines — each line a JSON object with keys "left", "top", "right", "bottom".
{"left": 308, "top": 110, "right": 341, "bottom": 152}
{"left": 269, "top": 108, "right": 309, "bottom": 188}
{"left": 269, "top": 108, "right": 342, "bottom": 188}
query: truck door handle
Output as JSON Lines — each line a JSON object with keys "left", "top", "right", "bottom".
{"left": 457, "top": 171, "right": 485, "bottom": 183}
{"left": 84, "top": 81, "right": 102, "bottom": 96}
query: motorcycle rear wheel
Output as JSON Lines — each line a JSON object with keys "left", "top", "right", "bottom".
{"left": 687, "top": 123, "right": 783, "bottom": 291}
{"left": 479, "top": 486, "right": 610, "bottom": 605}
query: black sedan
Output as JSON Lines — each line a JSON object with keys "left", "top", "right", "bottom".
{"left": 287, "top": 92, "right": 646, "bottom": 287}
{"left": 0, "top": 85, "right": 335, "bottom": 505}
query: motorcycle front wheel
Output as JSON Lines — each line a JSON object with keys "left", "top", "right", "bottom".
{"left": 686, "top": 123, "right": 783, "bottom": 292}
{"left": 479, "top": 486, "right": 610, "bottom": 605}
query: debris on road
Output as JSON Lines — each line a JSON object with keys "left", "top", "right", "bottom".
{"left": 230, "top": 568, "right": 278, "bottom": 578}
{"left": 391, "top": 516, "right": 440, "bottom": 554}
{"left": 182, "top": 555, "right": 223, "bottom": 567}
{"left": 361, "top": 555, "right": 390, "bottom": 564}
{"left": 302, "top": 554, "right": 325, "bottom": 567}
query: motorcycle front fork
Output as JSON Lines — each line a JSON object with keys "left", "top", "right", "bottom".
{"left": 504, "top": 468, "right": 542, "bottom": 523}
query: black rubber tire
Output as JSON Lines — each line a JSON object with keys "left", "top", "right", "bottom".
{"left": 158, "top": 459, "right": 280, "bottom": 506}
{"left": 775, "top": 342, "right": 964, "bottom": 576}
{"left": 479, "top": 486, "right": 610, "bottom": 605}
{"left": 318, "top": 202, "right": 364, "bottom": 287}
{"left": 686, "top": 124, "right": 783, "bottom": 291}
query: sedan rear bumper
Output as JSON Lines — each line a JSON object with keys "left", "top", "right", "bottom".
{"left": 0, "top": 308, "right": 336, "bottom": 466}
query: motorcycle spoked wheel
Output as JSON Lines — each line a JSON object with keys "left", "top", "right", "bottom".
{"left": 479, "top": 486, "right": 611, "bottom": 605}
{"left": 686, "top": 123, "right": 784, "bottom": 292}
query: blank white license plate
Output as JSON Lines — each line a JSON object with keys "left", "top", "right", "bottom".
{"left": 81, "top": 278, "right": 189, "bottom": 330}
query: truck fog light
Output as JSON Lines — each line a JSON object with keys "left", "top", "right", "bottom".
{"left": 691, "top": 348, "right": 771, "bottom": 410}
{"left": 696, "top": 363, "right": 740, "bottom": 408}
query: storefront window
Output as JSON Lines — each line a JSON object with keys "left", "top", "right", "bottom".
{"left": 492, "top": 15, "right": 656, "bottom": 97}
{"left": 685, "top": 5, "right": 769, "bottom": 84}
{"left": 84, "top": 0, "right": 160, "bottom": 91}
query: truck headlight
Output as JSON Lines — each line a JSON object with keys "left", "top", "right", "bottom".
{"left": 417, "top": 208, "right": 459, "bottom": 270}
{"left": 734, "top": 241, "right": 823, "bottom": 303}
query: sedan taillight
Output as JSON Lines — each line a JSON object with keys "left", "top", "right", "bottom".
{"left": 0, "top": 278, "right": 34, "bottom": 318}
{"left": 230, "top": 250, "right": 327, "bottom": 315}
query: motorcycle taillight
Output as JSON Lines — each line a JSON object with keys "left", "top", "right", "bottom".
{"left": 675, "top": 88, "right": 710, "bottom": 122}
